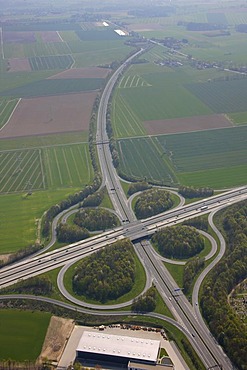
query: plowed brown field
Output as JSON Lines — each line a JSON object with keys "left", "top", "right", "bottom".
{"left": 143, "top": 114, "right": 233, "bottom": 135}
{"left": 0, "top": 92, "right": 97, "bottom": 138}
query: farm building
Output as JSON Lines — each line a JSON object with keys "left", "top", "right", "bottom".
{"left": 76, "top": 331, "right": 162, "bottom": 367}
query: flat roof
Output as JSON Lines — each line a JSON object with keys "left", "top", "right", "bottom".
{"left": 128, "top": 362, "right": 172, "bottom": 370}
{"left": 76, "top": 331, "right": 160, "bottom": 363}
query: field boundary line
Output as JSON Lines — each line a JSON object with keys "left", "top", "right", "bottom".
{"left": 39, "top": 148, "right": 46, "bottom": 189}
{"left": 151, "top": 136, "right": 178, "bottom": 183}
{"left": 0, "top": 98, "right": 21, "bottom": 132}
{"left": 70, "top": 146, "right": 82, "bottom": 183}
{"left": 53, "top": 148, "right": 63, "bottom": 185}
{"left": 0, "top": 27, "right": 4, "bottom": 59}
{"left": 57, "top": 31, "right": 64, "bottom": 42}
{"left": 44, "top": 148, "right": 53, "bottom": 187}
{"left": 0, "top": 141, "right": 88, "bottom": 154}
{"left": 62, "top": 147, "right": 73, "bottom": 183}
{"left": 118, "top": 94, "right": 146, "bottom": 136}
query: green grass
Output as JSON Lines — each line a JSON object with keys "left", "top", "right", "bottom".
{"left": 0, "top": 98, "right": 19, "bottom": 129}
{"left": 0, "top": 78, "right": 104, "bottom": 98}
{"left": 0, "top": 143, "right": 93, "bottom": 194}
{"left": 163, "top": 262, "right": 184, "bottom": 288}
{"left": 117, "top": 137, "right": 178, "bottom": 186}
{"left": 228, "top": 112, "right": 247, "bottom": 125}
{"left": 63, "top": 246, "right": 147, "bottom": 305}
{"left": 186, "top": 78, "right": 247, "bottom": 114}
{"left": 76, "top": 29, "right": 121, "bottom": 41}
{"left": 0, "top": 309, "right": 51, "bottom": 361}
{"left": 29, "top": 54, "right": 73, "bottom": 71}
{"left": 0, "top": 189, "right": 82, "bottom": 253}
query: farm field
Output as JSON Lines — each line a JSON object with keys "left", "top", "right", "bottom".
{"left": 0, "top": 133, "right": 93, "bottom": 252}
{"left": 0, "top": 143, "right": 93, "bottom": 194}
{"left": 28, "top": 54, "right": 74, "bottom": 71}
{"left": 117, "top": 137, "right": 178, "bottom": 185}
{"left": 0, "top": 78, "right": 103, "bottom": 98}
{"left": 0, "top": 310, "right": 51, "bottom": 361}
{"left": 0, "top": 92, "right": 97, "bottom": 138}
{"left": 0, "top": 98, "right": 19, "bottom": 129}
{"left": 116, "top": 126, "right": 247, "bottom": 188}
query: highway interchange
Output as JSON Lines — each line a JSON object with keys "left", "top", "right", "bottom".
{"left": 1, "top": 48, "right": 247, "bottom": 370}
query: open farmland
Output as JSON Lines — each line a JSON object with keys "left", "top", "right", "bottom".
{"left": 117, "top": 137, "right": 178, "bottom": 185}
{"left": 0, "top": 78, "right": 103, "bottom": 98}
{"left": 117, "top": 126, "right": 247, "bottom": 188}
{"left": 29, "top": 54, "right": 74, "bottom": 71}
{"left": 0, "top": 143, "right": 93, "bottom": 194}
{"left": 0, "top": 310, "right": 51, "bottom": 361}
{"left": 0, "top": 148, "right": 45, "bottom": 194}
{"left": 143, "top": 114, "right": 232, "bottom": 135}
{"left": 186, "top": 78, "right": 247, "bottom": 113}
{"left": 0, "top": 92, "right": 97, "bottom": 138}
{"left": 0, "top": 98, "right": 19, "bottom": 129}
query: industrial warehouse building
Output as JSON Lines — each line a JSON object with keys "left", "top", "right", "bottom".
{"left": 76, "top": 331, "right": 165, "bottom": 368}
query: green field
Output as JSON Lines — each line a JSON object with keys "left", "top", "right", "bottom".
{"left": 0, "top": 310, "right": 51, "bottom": 361}
{"left": 186, "top": 78, "right": 247, "bottom": 113}
{"left": 0, "top": 78, "right": 103, "bottom": 98}
{"left": 4, "top": 41, "right": 71, "bottom": 59}
{"left": 0, "top": 143, "right": 93, "bottom": 194}
{"left": 76, "top": 29, "right": 121, "bottom": 41}
{"left": 117, "top": 137, "right": 178, "bottom": 185}
{"left": 29, "top": 54, "right": 73, "bottom": 71}
{"left": 0, "top": 98, "right": 19, "bottom": 129}
{"left": 117, "top": 126, "right": 247, "bottom": 188}
{"left": 0, "top": 134, "right": 93, "bottom": 253}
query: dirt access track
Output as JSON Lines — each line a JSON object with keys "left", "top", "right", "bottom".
{"left": 143, "top": 114, "right": 233, "bottom": 135}
{"left": 0, "top": 92, "right": 98, "bottom": 138}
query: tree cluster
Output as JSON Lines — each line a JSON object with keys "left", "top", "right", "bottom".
{"left": 152, "top": 225, "right": 204, "bottom": 259}
{"left": 56, "top": 223, "right": 89, "bottom": 243}
{"left": 0, "top": 243, "right": 42, "bottom": 267}
{"left": 134, "top": 189, "right": 174, "bottom": 219}
{"left": 73, "top": 240, "right": 136, "bottom": 303}
{"left": 74, "top": 208, "right": 118, "bottom": 232}
{"left": 178, "top": 186, "right": 214, "bottom": 199}
{"left": 236, "top": 24, "right": 247, "bottom": 33}
{"left": 0, "top": 276, "right": 53, "bottom": 296}
{"left": 182, "top": 216, "right": 208, "bottom": 231}
{"left": 42, "top": 174, "right": 101, "bottom": 238}
{"left": 183, "top": 257, "right": 205, "bottom": 294}
{"left": 131, "top": 286, "right": 157, "bottom": 312}
{"left": 201, "top": 200, "right": 247, "bottom": 370}
{"left": 81, "top": 187, "right": 106, "bottom": 207}
{"left": 186, "top": 22, "right": 227, "bottom": 31}
{"left": 127, "top": 181, "right": 151, "bottom": 196}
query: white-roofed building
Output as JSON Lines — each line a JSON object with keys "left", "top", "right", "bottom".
{"left": 76, "top": 331, "right": 160, "bottom": 366}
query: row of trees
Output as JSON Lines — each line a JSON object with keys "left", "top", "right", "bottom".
{"left": 127, "top": 181, "right": 151, "bottom": 196}
{"left": 80, "top": 187, "right": 106, "bottom": 207}
{"left": 72, "top": 240, "right": 136, "bottom": 303}
{"left": 74, "top": 208, "right": 118, "bottom": 232}
{"left": 182, "top": 216, "right": 208, "bottom": 231}
{"left": 131, "top": 286, "right": 157, "bottom": 312}
{"left": 0, "top": 243, "right": 42, "bottom": 267}
{"left": 56, "top": 223, "right": 89, "bottom": 243}
{"left": 0, "top": 276, "right": 53, "bottom": 296}
{"left": 134, "top": 189, "right": 174, "bottom": 219}
{"left": 183, "top": 257, "right": 205, "bottom": 294}
{"left": 152, "top": 225, "right": 204, "bottom": 259}
{"left": 178, "top": 186, "right": 214, "bottom": 199}
{"left": 201, "top": 200, "right": 247, "bottom": 370}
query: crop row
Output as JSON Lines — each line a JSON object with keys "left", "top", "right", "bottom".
{"left": 29, "top": 54, "right": 74, "bottom": 71}
{"left": 186, "top": 78, "right": 247, "bottom": 113}
{"left": 117, "top": 137, "right": 177, "bottom": 185}
{"left": 0, "top": 78, "right": 103, "bottom": 98}
{"left": 0, "top": 143, "right": 93, "bottom": 194}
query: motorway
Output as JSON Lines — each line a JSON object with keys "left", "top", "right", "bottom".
{"left": 1, "top": 46, "right": 247, "bottom": 369}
